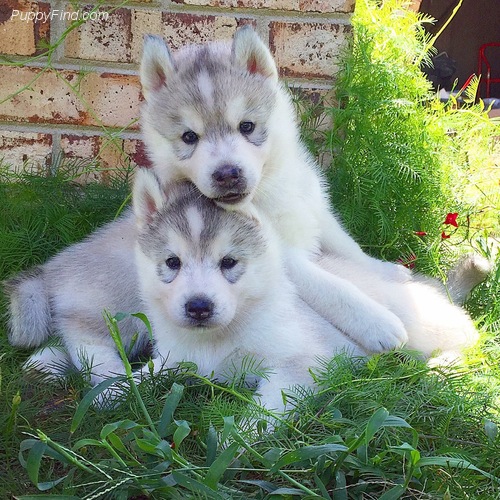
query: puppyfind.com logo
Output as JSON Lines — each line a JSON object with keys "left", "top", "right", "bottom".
{"left": 10, "top": 9, "right": 109, "bottom": 23}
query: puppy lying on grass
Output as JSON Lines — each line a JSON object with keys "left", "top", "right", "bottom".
{"left": 6, "top": 169, "right": 363, "bottom": 414}
{"left": 5, "top": 168, "right": 484, "bottom": 418}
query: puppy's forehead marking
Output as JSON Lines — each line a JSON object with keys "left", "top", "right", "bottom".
{"left": 197, "top": 71, "right": 215, "bottom": 110}
{"left": 184, "top": 205, "right": 205, "bottom": 247}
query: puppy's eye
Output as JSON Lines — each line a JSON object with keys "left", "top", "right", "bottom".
{"left": 239, "top": 121, "right": 255, "bottom": 135}
{"left": 220, "top": 257, "right": 238, "bottom": 270}
{"left": 182, "top": 130, "right": 199, "bottom": 144}
{"left": 166, "top": 256, "right": 181, "bottom": 270}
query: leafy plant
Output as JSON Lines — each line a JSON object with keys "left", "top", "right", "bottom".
{"left": 325, "top": 0, "right": 500, "bottom": 276}
{"left": 14, "top": 317, "right": 500, "bottom": 499}
{"left": 1, "top": 0, "right": 500, "bottom": 498}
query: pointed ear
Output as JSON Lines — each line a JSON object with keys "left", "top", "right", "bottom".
{"left": 140, "top": 35, "right": 176, "bottom": 100}
{"left": 133, "top": 168, "right": 166, "bottom": 228}
{"left": 231, "top": 26, "right": 278, "bottom": 80}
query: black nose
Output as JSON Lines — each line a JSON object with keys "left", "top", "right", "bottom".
{"left": 185, "top": 297, "right": 214, "bottom": 321}
{"left": 212, "top": 165, "right": 241, "bottom": 189}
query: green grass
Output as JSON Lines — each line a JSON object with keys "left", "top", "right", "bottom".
{"left": 1, "top": 0, "right": 500, "bottom": 497}
{"left": 1, "top": 302, "right": 500, "bottom": 498}
{"left": 0, "top": 147, "right": 499, "bottom": 500}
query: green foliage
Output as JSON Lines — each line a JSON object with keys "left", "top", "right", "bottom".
{"left": 7, "top": 338, "right": 500, "bottom": 499}
{"left": 1, "top": 0, "right": 500, "bottom": 498}
{"left": 0, "top": 160, "right": 132, "bottom": 279}
{"left": 326, "top": 0, "right": 500, "bottom": 275}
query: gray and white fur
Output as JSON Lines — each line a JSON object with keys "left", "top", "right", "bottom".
{"left": 138, "top": 26, "right": 487, "bottom": 354}
{"left": 4, "top": 170, "right": 364, "bottom": 413}
{"left": 5, "top": 212, "right": 147, "bottom": 383}
{"left": 4, "top": 28, "right": 489, "bottom": 408}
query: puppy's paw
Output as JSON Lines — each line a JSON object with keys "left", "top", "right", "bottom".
{"left": 352, "top": 307, "right": 408, "bottom": 353}
{"left": 22, "top": 343, "right": 71, "bottom": 381}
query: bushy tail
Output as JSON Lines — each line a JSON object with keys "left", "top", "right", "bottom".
{"left": 446, "top": 254, "right": 492, "bottom": 305}
{"left": 3, "top": 267, "right": 51, "bottom": 348}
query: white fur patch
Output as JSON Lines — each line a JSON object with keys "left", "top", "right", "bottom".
{"left": 197, "top": 71, "right": 215, "bottom": 110}
{"left": 185, "top": 205, "right": 204, "bottom": 247}
{"left": 179, "top": 106, "right": 204, "bottom": 136}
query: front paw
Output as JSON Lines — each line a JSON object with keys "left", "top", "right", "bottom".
{"left": 353, "top": 308, "right": 408, "bottom": 353}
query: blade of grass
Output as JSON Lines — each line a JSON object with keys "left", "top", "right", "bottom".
{"left": 157, "top": 383, "right": 184, "bottom": 437}
{"left": 70, "top": 376, "right": 122, "bottom": 434}
{"left": 204, "top": 442, "right": 240, "bottom": 490}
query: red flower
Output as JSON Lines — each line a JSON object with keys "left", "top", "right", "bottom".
{"left": 397, "top": 253, "right": 417, "bottom": 269}
{"left": 443, "top": 212, "right": 459, "bottom": 227}
{"left": 414, "top": 231, "right": 427, "bottom": 236}
{"left": 441, "top": 231, "right": 451, "bottom": 239}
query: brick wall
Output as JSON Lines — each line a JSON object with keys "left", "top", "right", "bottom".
{"left": 0, "top": 0, "right": 355, "bottom": 175}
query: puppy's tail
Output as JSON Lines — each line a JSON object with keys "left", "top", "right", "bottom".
{"left": 446, "top": 254, "right": 492, "bottom": 305}
{"left": 3, "top": 266, "right": 52, "bottom": 348}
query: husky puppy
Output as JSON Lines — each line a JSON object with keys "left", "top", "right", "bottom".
{"left": 5, "top": 169, "right": 364, "bottom": 413}
{"left": 139, "top": 27, "right": 415, "bottom": 353}
{"left": 132, "top": 170, "right": 365, "bottom": 412}
{"left": 139, "top": 27, "right": 488, "bottom": 354}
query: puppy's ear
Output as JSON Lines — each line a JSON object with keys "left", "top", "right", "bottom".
{"left": 231, "top": 26, "right": 278, "bottom": 80}
{"left": 133, "top": 168, "right": 165, "bottom": 228}
{"left": 140, "top": 35, "right": 176, "bottom": 100}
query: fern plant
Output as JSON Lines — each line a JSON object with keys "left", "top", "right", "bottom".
{"left": 326, "top": 0, "right": 500, "bottom": 276}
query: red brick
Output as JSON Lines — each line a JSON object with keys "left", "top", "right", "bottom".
{"left": 162, "top": 12, "right": 254, "bottom": 49}
{"left": 60, "top": 135, "right": 146, "bottom": 169}
{"left": 59, "top": 134, "right": 103, "bottom": 182}
{"left": 60, "top": 134, "right": 99, "bottom": 160}
{"left": 299, "top": 0, "right": 355, "bottom": 13}
{"left": 0, "top": 130, "right": 52, "bottom": 171}
{"left": 99, "top": 135, "right": 135, "bottom": 173}
{"left": 60, "top": 134, "right": 140, "bottom": 183}
{"left": 0, "top": 1, "right": 50, "bottom": 56}
{"left": 64, "top": 6, "right": 131, "bottom": 62}
{"left": 270, "top": 22, "right": 351, "bottom": 79}
{"left": 80, "top": 72, "right": 141, "bottom": 129}
{"left": 0, "top": 66, "right": 86, "bottom": 124}
{"left": 124, "top": 139, "right": 151, "bottom": 168}
{"left": 0, "top": 66, "right": 141, "bottom": 129}
{"left": 130, "top": 9, "right": 163, "bottom": 63}
{"left": 171, "top": 0, "right": 299, "bottom": 9}
{"left": 171, "top": 0, "right": 354, "bottom": 12}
